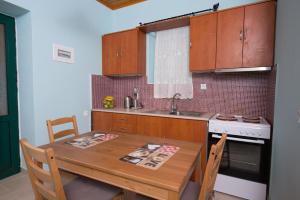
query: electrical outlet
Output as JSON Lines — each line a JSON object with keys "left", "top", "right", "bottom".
{"left": 200, "top": 84, "right": 207, "bottom": 90}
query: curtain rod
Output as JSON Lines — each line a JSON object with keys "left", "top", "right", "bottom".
{"left": 139, "top": 3, "right": 220, "bottom": 27}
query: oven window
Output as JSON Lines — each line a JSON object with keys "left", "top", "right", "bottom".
{"left": 209, "top": 135, "right": 268, "bottom": 183}
{"left": 221, "top": 142, "right": 261, "bottom": 173}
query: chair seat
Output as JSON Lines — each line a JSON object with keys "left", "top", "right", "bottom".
{"left": 136, "top": 181, "right": 200, "bottom": 200}
{"left": 64, "top": 176, "right": 121, "bottom": 200}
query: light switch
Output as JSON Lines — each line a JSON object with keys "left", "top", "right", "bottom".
{"left": 200, "top": 84, "right": 207, "bottom": 90}
{"left": 298, "top": 110, "right": 300, "bottom": 123}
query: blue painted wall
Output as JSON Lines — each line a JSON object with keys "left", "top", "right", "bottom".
{"left": 2, "top": 0, "right": 112, "bottom": 147}
{"left": 111, "top": 0, "right": 260, "bottom": 32}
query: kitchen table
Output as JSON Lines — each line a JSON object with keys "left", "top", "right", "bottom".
{"left": 40, "top": 132, "right": 202, "bottom": 200}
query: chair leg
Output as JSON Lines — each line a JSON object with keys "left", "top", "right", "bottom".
{"left": 208, "top": 191, "right": 216, "bottom": 200}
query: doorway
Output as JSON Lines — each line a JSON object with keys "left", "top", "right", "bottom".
{"left": 0, "top": 13, "right": 20, "bottom": 179}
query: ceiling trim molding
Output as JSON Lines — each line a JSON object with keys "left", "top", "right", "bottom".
{"left": 97, "top": 0, "right": 146, "bottom": 10}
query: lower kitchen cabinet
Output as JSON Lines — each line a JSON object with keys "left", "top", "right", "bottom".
{"left": 162, "top": 117, "right": 207, "bottom": 173}
{"left": 92, "top": 111, "right": 112, "bottom": 132}
{"left": 136, "top": 115, "right": 163, "bottom": 138}
{"left": 92, "top": 111, "right": 208, "bottom": 172}
{"left": 111, "top": 113, "right": 137, "bottom": 134}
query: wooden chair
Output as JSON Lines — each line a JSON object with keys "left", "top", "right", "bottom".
{"left": 137, "top": 134, "right": 227, "bottom": 200}
{"left": 47, "top": 115, "right": 79, "bottom": 143}
{"left": 197, "top": 133, "right": 227, "bottom": 200}
{"left": 20, "top": 138, "right": 122, "bottom": 200}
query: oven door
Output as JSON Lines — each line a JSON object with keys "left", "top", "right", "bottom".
{"left": 208, "top": 133, "right": 270, "bottom": 183}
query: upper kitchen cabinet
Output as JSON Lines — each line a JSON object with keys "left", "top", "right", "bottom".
{"left": 102, "top": 33, "right": 120, "bottom": 75}
{"left": 190, "top": 13, "right": 217, "bottom": 72}
{"left": 216, "top": 7, "right": 244, "bottom": 69}
{"left": 216, "top": 1, "right": 276, "bottom": 69}
{"left": 243, "top": 1, "right": 276, "bottom": 67}
{"left": 102, "top": 28, "right": 146, "bottom": 76}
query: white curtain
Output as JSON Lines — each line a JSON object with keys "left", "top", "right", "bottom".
{"left": 154, "top": 26, "right": 193, "bottom": 99}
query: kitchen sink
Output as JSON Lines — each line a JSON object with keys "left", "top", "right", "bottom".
{"left": 143, "top": 110, "right": 170, "bottom": 115}
{"left": 144, "top": 110, "right": 204, "bottom": 117}
{"left": 171, "top": 111, "right": 204, "bottom": 117}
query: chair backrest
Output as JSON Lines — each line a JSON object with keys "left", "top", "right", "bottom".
{"left": 198, "top": 134, "right": 227, "bottom": 200}
{"left": 47, "top": 115, "right": 79, "bottom": 143}
{"left": 20, "top": 138, "right": 66, "bottom": 200}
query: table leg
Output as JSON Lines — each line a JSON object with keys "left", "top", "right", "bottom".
{"left": 194, "top": 153, "right": 203, "bottom": 184}
{"left": 123, "top": 190, "right": 136, "bottom": 200}
{"left": 168, "top": 191, "right": 180, "bottom": 200}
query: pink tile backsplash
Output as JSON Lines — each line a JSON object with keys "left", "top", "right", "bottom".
{"left": 92, "top": 71, "right": 276, "bottom": 123}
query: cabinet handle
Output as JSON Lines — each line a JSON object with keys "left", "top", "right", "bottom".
{"left": 116, "top": 51, "right": 119, "bottom": 57}
{"left": 239, "top": 30, "right": 244, "bottom": 41}
{"left": 244, "top": 28, "right": 247, "bottom": 40}
{"left": 189, "top": 42, "right": 192, "bottom": 48}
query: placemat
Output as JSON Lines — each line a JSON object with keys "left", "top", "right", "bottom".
{"left": 120, "top": 143, "right": 180, "bottom": 170}
{"left": 65, "top": 132, "right": 119, "bottom": 149}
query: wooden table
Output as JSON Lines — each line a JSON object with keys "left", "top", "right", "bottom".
{"left": 41, "top": 132, "right": 202, "bottom": 200}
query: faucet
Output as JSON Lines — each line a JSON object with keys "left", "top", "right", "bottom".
{"left": 170, "top": 93, "right": 181, "bottom": 114}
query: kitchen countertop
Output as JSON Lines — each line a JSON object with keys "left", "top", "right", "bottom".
{"left": 92, "top": 108, "right": 214, "bottom": 121}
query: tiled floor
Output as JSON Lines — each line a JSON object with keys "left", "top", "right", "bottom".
{"left": 0, "top": 170, "right": 244, "bottom": 200}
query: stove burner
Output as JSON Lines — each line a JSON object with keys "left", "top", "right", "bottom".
{"left": 216, "top": 114, "right": 238, "bottom": 121}
{"left": 242, "top": 116, "right": 261, "bottom": 123}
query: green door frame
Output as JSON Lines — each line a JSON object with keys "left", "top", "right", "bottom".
{"left": 0, "top": 13, "right": 20, "bottom": 179}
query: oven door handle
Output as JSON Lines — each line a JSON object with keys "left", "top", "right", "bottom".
{"left": 212, "top": 134, "right": 265, "bottom": 144}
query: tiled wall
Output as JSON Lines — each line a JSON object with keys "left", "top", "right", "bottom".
{"left": 92, "top": 71, "right": 276, "bottom": 123}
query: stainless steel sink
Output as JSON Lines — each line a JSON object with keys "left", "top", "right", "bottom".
{"left": 143, "top": 110, "right": 170, "bottom": 115}
{"left": 144, "top": 110, "right": 204, "bottom": 117}
{"left": 169, "top": 111, "right": 204, "bottom": 117}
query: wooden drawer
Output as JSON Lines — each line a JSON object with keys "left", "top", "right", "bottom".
{"left": 111, "top": 113, "right": 137, "bottom": 134}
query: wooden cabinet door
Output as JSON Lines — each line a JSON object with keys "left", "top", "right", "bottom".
{"left": 120, "top": 29, "right": 139, "bottom": 75}
{"left": 102, "top": 28, "right": 146, "bottom": 76}
{"left": 162, "top": 118, "right": 208, "bottom": 173}
{"left": 92, "top": 111, "right": 112, "bottom": 132}
{"left": 243, "top": 1, "right": 276, "bottom": 67}
{"left": 190, "top": 13, "right": 217, "bottom": 72}
{"left": 136, "top": 115, "right": 163, "bottom": 137}
{"left": 102, "top": 33, "right": 120, "bottom": 75}
{"left": 216, "top": 7, "right": 245, "bottom": 69}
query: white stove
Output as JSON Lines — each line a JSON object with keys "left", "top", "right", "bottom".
{"left": 208, "top": 113, "right": 271, "bottom": 200}
{"left": 209, "top": 114, "right": 271, "bottom": 140}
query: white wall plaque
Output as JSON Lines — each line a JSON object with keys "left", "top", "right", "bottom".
{"left": 53, "top": 44, "right": 75, "bottom": 64}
